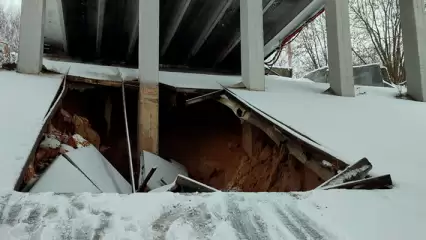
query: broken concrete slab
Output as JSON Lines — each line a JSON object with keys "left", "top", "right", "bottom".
{"left": 30, "top": 155, "right": 102, "bottom": 193}
{"left": 149, "top": 175, "right": 219, "bottom": 193}
{"left": 30, "top": 138, "right": 132, "bottom": 194}
{"left": 141, "top": 151, "right": 189, "bottom": 190}
{"left": 318, "top": 158, "right": 373, "bottom": 189}
{"left": 64, "top": 145, "right": 132, "bottom": 194}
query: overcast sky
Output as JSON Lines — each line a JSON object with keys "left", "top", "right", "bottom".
{"left": 0, "top": 0, "right": 20, "bottom": 11}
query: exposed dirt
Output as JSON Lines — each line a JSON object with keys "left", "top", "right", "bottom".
{"left": 226, "top": 128, "right": 323, "bottom": 192}
{"left": 59, "top": 85, "right": 139, "bottom": 182}
{"left": 35, "top": 84, "right": 324, "bottom": 192}
{"left": 160, "top": 95, "right": 323, "bottom": 191}
{"left": 160, "top": 99, "right": 246, "bottom": 189}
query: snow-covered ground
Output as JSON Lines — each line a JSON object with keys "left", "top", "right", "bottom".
{"left": 226, "top": 77, "right": 426, "bottom": 239}
{"left": 0, "top": 71, "right": 63, "bottom": 190}
{"left": 230, "top": 77, "right": 426, "bottom": 188}
{"left": 2, "top": 63, "right": 425, "bottom": 239}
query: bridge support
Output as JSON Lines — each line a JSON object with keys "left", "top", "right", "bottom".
{"left": 400, "top": 0, "right": 426, "bottom": 102}
{"left": 17, "top": 0, "right": 46, "bottom": 74}
{"left": 138, "top": 0, "right": 160, "bottom": 154}
{"left": 325, "top": 0, "right": 354, "bottom": 97}
{"left": 240, "top": 0, "right": 265, "bottom": 91}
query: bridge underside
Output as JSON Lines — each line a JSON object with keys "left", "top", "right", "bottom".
{"left": 44, "top": 0, "right": 313, "bottom": 73}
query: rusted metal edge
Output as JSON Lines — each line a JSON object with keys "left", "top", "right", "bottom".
{"left": 15, "top": 74, "right": 69, "bottom": 191}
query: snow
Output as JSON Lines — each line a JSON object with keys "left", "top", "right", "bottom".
{"left": 159, "top": 71, "right": 241, "bottom": 90}
{"left": 3, "top": 63, "right": 424, "bottom": 238}
{"left": 43, "top": 59, "right": 243, "bottom": 90}
{"left": 321, "top": 160, "right": 332, "bottom": 168}
{"left": 39, "top": 136, "right": 61, "bottom": 149}
{"left": 0, "top": 189, "right": 422, "bottom": 239}
{"left": 30, "top": 155, "right": 102, "bottom": 193}
{"left": 143, "top": 151, "right": 188, "bottom": 190}
{"left": 43, "top": 59, "right": 122, "bottom": 81}
{"left": 65, "top": 145, "right": 132, "bottom": 194}
{"left": 325, "top": 165, "right": 371, "bottom": 186}
{"left": 0, "top": 71, "right": 63, "bottom": 190}
{"left": 225, "top": 76, "right": 426, "bottom": 238}
{"left": 229, "top": 77, "right": 426, "bottom": 189}
{"left": 0, "top": 191, "right": 337, "bottom": 239}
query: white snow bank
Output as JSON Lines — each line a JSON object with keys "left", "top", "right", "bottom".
{"left": 0, "top": 190, "right": 424, "bottom": 240}
{"left": 229, "top": 77, "right": 426, "bottom": 191}
{"left": 0, "top": 71, "right": 63, "bottom": 190}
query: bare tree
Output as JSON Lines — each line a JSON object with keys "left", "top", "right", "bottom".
{"left": 0, "top": 6, "right": 20, "bottom": 52}
{"left": 350, "top": 0, "right": 405, "bottom": 84}
{"left": 296, "top": 14, "right": 328, "bottom": 71}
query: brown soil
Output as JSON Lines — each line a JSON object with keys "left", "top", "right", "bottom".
{"left": 160, "top": 99, "right": 246, "bottom": 189}
{"left": 160, "top": 97, "right": 323, "bottom": 191}
{"left": 45, "top": 84, "right": 323, "bottom": 192}
{"left": 226, "top": 129, "right": 323, "bottom": 192}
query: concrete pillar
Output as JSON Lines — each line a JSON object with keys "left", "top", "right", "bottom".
{"left": 240, "top": 0, "right": 265, "bottom": 91}
{"left": 17, "top": 0, "right": 46, "bottom": 74}
{"left": 138, "top": 0, "right": 160, "bottom": 154}
{"left": 399, "top": 0, "right": 426, "bottom": 102}
{"left": 325, "top": 0, "right": 354, "bottom": 97}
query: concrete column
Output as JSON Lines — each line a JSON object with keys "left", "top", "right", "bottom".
{"left": 400, "top": 0, "right": 426, "bottom": 102}
{"left": 17, "top": 0, "right": 46, "bottom": 74}
{"left": 325, "top": 0, "right": 354, "bottom": 97}
{"left": 138, "top": 0, "right": 160, "bottom": 154}
{"left": 240, "top": 0, "right": 265, "bottom": 91}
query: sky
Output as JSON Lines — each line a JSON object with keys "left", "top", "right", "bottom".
{"left": 0, "top": 0, "right": 20, "bottom": 11}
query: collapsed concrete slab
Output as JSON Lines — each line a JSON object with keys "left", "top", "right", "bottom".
{"left": 30, "top": 142, "right": 132, "bottom": 194}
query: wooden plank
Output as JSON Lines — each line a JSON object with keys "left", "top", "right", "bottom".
{"left": 287, "top": 141, "right": 335, "bottom": 181}
{"left": 318, "top": 158, "right": 372, "bottom": 189}
{"left": 138, "top": 85, "right": 159, "bottom": 154}
{"left": 323, "top": 174, "right": 393, "bottom": 190}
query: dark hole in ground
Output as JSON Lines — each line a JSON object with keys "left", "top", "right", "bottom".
{"left": 159, "top": 87, "right": 324, "bottom": 191}
{"left": 58, "top": 83, "right": 139, "bottom": 183}
{"left": 26, "top": 82, "right": 325, "bottom": 192}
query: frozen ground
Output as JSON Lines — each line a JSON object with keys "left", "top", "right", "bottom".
{"left": 2, "top": 63, "right": 426, "bottom": 239}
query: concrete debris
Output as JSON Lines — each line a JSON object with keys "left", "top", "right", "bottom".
{"left": 149, "top": 175, "right": 219, "bottom": 193}
{"left": 318, "top": 158, "right": 373, "bottom": 189}
{"left": 22, "top": 108, "right": 105, "bottom": 190}
{"left": 29, "top": 136, "right": 132, "bottom": 194}
{"left": 141, "top": 151, "right": 189, "bottom": 191}
{"left": 39, "top": 136, "right": 61, "bottom": 149}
